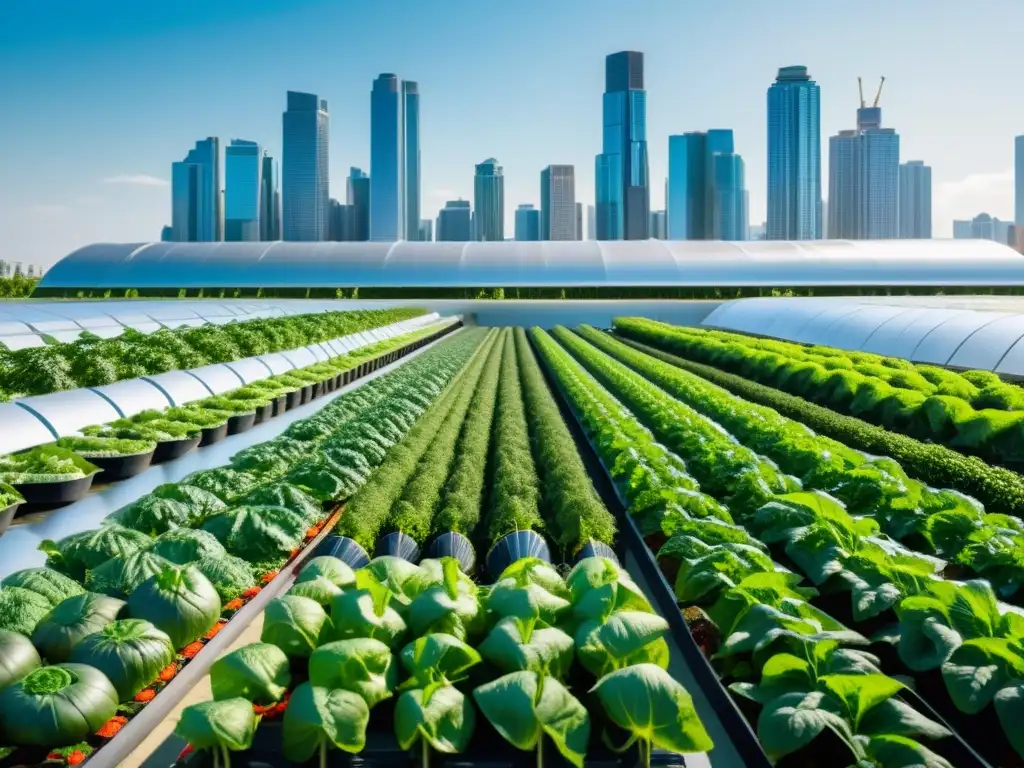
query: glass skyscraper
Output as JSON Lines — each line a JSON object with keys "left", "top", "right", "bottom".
{"left": 370, "top": 74, "right": 420, "bottom": 241}
{"left": 515, "top": 204, "right": 540, "bottom": 241}
{"left": 899, "top": 161, "right": 932, "bottom": 238}
{"left": 1015, "top": 136, "right": 1024, "bottom": 227}
{"left": 225, "top": 139, "right": 261, "bottom": 242}
{"left": 260, "top": 152, "right": 280, "bottom": 241}
{"left": 437, "top": 200, "right": 472, "bottom": 242}
{"left": 474, "top": 159, "right": 504, "bottom": 241}
{"left": 347, "top": 167, "right": 370, "bottom": 242}
{"left": 596, "top": 51, "right": 649, "bottom": 240}
{"left": 766, "top": 66, "right": 821, "bottom": 240}
{"left": 282, "top": 91, "right": 329, "bottom": 242}
{"left": 540, "top": 165, "right": 576, "bottom": 240}
{"left": 828, "top": 106, "right": 899, "bottom": 239}
{"left": 666, "top": 130, "right": 747, "bottom": 240}
{"left": 171, "top": 137, "right": 220, "bottom": 242}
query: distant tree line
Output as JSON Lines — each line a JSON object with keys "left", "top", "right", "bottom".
{"left": 0, "top": 275, "right": 38, "bottom": 298}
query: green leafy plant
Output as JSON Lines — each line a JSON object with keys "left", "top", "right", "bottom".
{"left": 308, "top": 638, "right": 397, "bottom": 708}
{"left": 295, "top": 556, "right": 356, "bottom": 590}
{"left": 31, "top": 592, "right": 126, "bottom": 662}
{"left": 210, "top": 642, "right": 291, "bottom": 705}
{"left": 1, "top": 567, "right": 85, "bottom": 607}
{"left": 0, "top": 629, "right": 41, "bottom": 690}
{"left": 480, "top": 616, "right": 574, "bottom": 677}
{"left": 261, "top": 595, "right": 333, "bottom": 658}
{"left": 0, "top": 445, "right": 98, "bottom": 484}
{"left": 0, "top": 585, "right": 52, "bottom": 635}
{"left": 127, "top": 565, "right": 221, "bottom": 650}
{"left": 329, "top": 581, "right": 408, "bottom": 650}
{"left": 282, "top": 682, "right": 370, "bottom": 765}
{"left": 85, "top": 550, "right": 173, "bottom": 598}
{"left": 175, "top": 697, "right": 257, "bottom": 768}
{"left": 70, "top": 618, "right": 174, "bottom": 700}
{"left": 408, "top": 558, "right": 485, "bottom": 640}
{"left": 41, "top": 524, "right": 152, "bottom": 581}
{"left": 575, "top": 611, "right": 670, "bottom": 678}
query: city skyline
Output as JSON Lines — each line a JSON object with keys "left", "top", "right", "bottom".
{"left": 3, "top": 0, "right": 1024, "bottom": 262}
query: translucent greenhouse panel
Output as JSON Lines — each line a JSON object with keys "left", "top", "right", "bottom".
{"left": 17, "top": 389, "right": 121, "bottom": 438}
{"left": 911, "top": 312, "right": 1014, "bottom": 365}
{"left": 280, "top": 347, "right": 317, "bottom": 369}
{"left": 0, "top": 403, "right": 58, "bottom": 455}
{"left": 222, "top": 357, "right": 275, "bottom": 384}
{"left": 142, "top": 370, "right": 214, "bottom": 405}
{"left": 947, "top": 315, "right": 1024, "bottom": 371}
{"left": 89, "top": 378, "right": 174, "bottom": 419}
{"left": 254, "top": 352, "right": 294, "bottom": 375}
{"left": 185, "top": 363, "right": 246, "bottom": 396}
{"left": 0, "top": 334, "right": 46, "bottom": 351}
{"left": 815, "top": 305, "right": 911, "bottom": 351}
{"left": 791, "top": 303, "right": 872, "bottom": 346}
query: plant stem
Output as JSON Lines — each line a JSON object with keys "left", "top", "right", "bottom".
{"left": 422, "top": 737, "right": 430, "bottom": 768}
{"left": 537, "top": 735, "right": 543, "bottom": 768}
{"left": 222, "top": 745, "right": 231, "bottom": 768}
{"left": 641, "top": 738, "right": 650, "bottom": 768}
{"left": 320, "top": 741, "right": 327, "bottom": 768}
{"left": 211, "top": 748, "right": 220, "bottom": 768}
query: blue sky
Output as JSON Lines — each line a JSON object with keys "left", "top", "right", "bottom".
{"left": 1, "top": 0, "right": 1022, "bottom": 266}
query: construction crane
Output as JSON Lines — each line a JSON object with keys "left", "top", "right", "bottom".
{"left": 858, "top": 76, "right": 886, "bottom": 108}
{"left": 873, "top": 76, "right": 886, "bottom": 107}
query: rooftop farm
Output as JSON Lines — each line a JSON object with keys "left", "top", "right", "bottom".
{"left": 2, "top": 310, "right": 1024, "bottom": 768}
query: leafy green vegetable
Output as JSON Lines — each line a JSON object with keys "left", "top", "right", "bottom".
{"left": 175, "top": 697, "right": 257, "bottom": 766}
{"left": 287, "top": 576, "right": 343, "bottom": 607}
{"left": 1, "top": 567, "right": 85, "bottom": 607}
{"left": 575, "top": 612, "right": 670, "bottom": 678}
{"left": 201, "top": 505, "right": 306, "bottom": 565}
{"left": 193, "top": 556, "right": 257, "bottom": 602}
{"left": 398, "top": 633, "right": 482, "bottom": 688}
{"left": 0, "top": 586, "right": 52, "bottom": 636}
{"left": 32, "top": 592, "right": 126, "bottom": 662}
{"left": 69, "top": 619, "right": 174, "bottom": 700}
{"left": 309, "top": 638, "right": 397, "bottom": 708}
{"left": 408, "top": 558, "right": 484, "bottom": 640}
{"left": 396, "top": 684, "right": 477, "bottom": 755}
{"left": 0, "top": 482, "right": 24, "bottom": 509}
{"left": 55, "top": 435, "right": 155, "bottom": 458}
{"left": 261, "top": 595, "right": 333, "bottom": 659}
{"left": 473, "top": 670, "right": 590, "bottom": 768}
{"left": 0, "top": 664, "right": 119, "bottom": 747}
{"left": 41, "top": 524, "right": 152, "bottom": 581}
{"left": 591, "top": 664, "right": 714, "bottom": 759}
{"left": 151, "top": 483, "right": 227, "bottom": 526}
{"left": 329, "top": 583, "right": 408, "bottom": 650}
{"left": 282, "top": 683, "right": 370, "bottom": 762}
{"left": 150, "top": 528, "right": 227, "bottom": 565}
{"left": 85, "top": 550, "right": 173, "bottom": 598}
{"left": 0, "top": 445, "right": 98, "bottom": 484}
{"left": 566, "top": 557, "right": 652, "bottom": 621}
{"left": 296, "top": 556, "right": 356, "bottom": 589}
{"left": 0, "top": 629, "right": 41, "bottom": 690}
{"left": 210, "top": 642, "right": 291, "bottom": 705}
{"left": 108, "top": 496, "right": 192, "bottom": 536}
{"left": 237, "top": 482, "right": 323, "bottom": 525}
{"left": 127, "top": 565, "right": 222, "bottom": 650}
{"left": 480, "top": 617, "right": 574, "bottom": 677}
{"left": 486, "top": 578, "right": 572, "bottom": 626}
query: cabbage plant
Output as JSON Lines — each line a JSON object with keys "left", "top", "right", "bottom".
{"left": 32, "top": 592, "right": 126, "bottom": 663}
{"left": 70, "top": 618, "right": 174, "bottom": 700}
{"left": 0, "top": 629, "right": 40, "bottom": 690}
{"left": 127, "top": 565, "right": 222, "bottom": 650}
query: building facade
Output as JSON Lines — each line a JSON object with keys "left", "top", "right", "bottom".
{"left": 666, "top": 130, "right": 747, "bottom": 240}
{"left": 828, "top": 104, "right": 899, "bottom": 240}
{"left": 515, "top": 204, "right": 540, "bottom": 241}
{"left": 474, "top": 159, "right": 504, "bottom": 241}
{"left": 898, "top": 161, "right": 931, "bottom": 239}
{"left": 404, "top": 81, "right": 421, "bottom": 240}
{"left": 649, "top": 210, "right": 667, "bottom": 239}
{"left": 418, "top": 219, "right": 433, "bottom": 242}
{"left": 586, "top": 205, "right": 596, "bottom": 240}
{"left": 953, "top": 213, "right": 1013, "bottom": 244}
{"left": 540, "top": 165, "right": 576, "bottom": 240}
{"left": 437, "top": 200, "right": 472, "bottom": 242}
{"left": 596, "top": 51, "right": 650, "bottom": 240}
{"left": 171, "top": 137, "right": 220, "bottom": 242}
{"left": 225, "top": 139, "right": 262, "bottom": 242}
{"left": 260, "top": 153, "right": 280, "bottom": 241}
{"left": 347, "top": 167, "right": 370, "bottom": 242}
{"left": 1016, "top": 136, "right": 1024, "bottom": 228}
{"left": 766, "top": 66, "right": 821, "bottom": 240}
{"left": 575, "top": 202, "right": 583, "bottom": 240}
{"left": 282, "top": 91, "right": 329, "bottom": 241}
{"left": 370, "top": 74, "right": 404, "bottom": 241}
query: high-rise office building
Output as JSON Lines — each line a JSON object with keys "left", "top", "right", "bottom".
{"left": 225, "top": 139, "right": 262, "bottom": 242}
{"left": 370, "top": 74, "right": 420, "bottom": 241}
{"left": 766, "top": 66, "right": 821, "bottom": 240}
{"left": 827, "top": 91, "right": 899, "bottom": 240}
{"left": 260, "top": 152, "right": 280, "bottom": 241}
{"left": 347, "top": 167, "right": 370, "bottom": 242}
{"left": 575, "top": 203, "right": 583, "bottom": 240}
{"left": 282, "top": 91, "right": 329, "bottom": 241}
{"left": 418, "top": 219, "right": 433, "bottom": 242}
{"left": 437, "top": 200, "right": 472, "bottom": 242}
{"left": 474, "top": 159, "right": 504, "bottom": 241}
{"left": 540, "top": 165, "right": 576, "bottom": 240}
{"left": 404, "top": 81, "right": 421, "bottom": 240}
{"left": 515, "top": 204, "right": 540, "bottom": 241}
{"left": 596, "top": 51, "right": 650, "bottom": 240}
{"left": 649, "top": 210, "right": 667, "bottom": 239}
{"left": 667, "top": 131, "right": 747, "bottom": 240}
{"left": 953, "top": 213, "right": 1013, "bottom": 243}
{"left": 1016, "top": 136, "right": 1024, "bottom": 227}
{"left": 587, "top": 205, "right": 596, "bottom": 240}
{"left": 899, "top": 161, "right": 932, "bottom": 238}
{"left": 171, "top": 137, "right": 220, "bottom": 242}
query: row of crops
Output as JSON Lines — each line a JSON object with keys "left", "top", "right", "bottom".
{"left": 0, "top": 307, "right": 425, "bottom": 400}
{"left": 0, "top": 318, "right": 456, "bottom": 529}
{"left": 7, "top": 311, "right": 1024, "bottom": 768}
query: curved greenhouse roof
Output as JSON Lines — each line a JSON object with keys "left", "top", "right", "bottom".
{"left": 37, "top": 238, "right": 1024, "bottom": 289}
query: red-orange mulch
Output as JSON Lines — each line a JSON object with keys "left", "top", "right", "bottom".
{"left": 158, "top": 663, "right": 178, "bottom": 682}
{"left": 224, "top": 598, "right": 245, "bottom": 611}
{"left": 181, "top": 641, "right": 204, "bottom": 659}
{"left": 134, "top": 688, "right": 156, "bottom": 703}
{"left": 253, "top": 691, "right": 290, "bottom": 719}
{"left": 242, "top": 585, "right": 262, "bottom": 599}
{"left": 96, "top": 715, "right": 129, "bottom": 739}
{"left": 260, "top": 570, "right": 279, "bottom": 585}
{"left": 46, "top": 745, "right": 93, "bottom": 767}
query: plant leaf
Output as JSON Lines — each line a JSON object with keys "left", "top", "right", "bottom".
{"left": 399, "top": 633, "right": 481, "bottom": 686}
{"left": 210, "top": 642, "right": 291, "bottom": 705}
{"left": 575, "top": 611, "right": 669, "bottom": 677}
{"left": 994, "top": 681, "right": 1024, "bottom": 759}
{"left": 395, "top": 684, "right": 476, "bottom": 753}
{"left": 175, "top": 698, "right": 256, "bottom": 752}
{"left": 479, "top": 617, "right": 574, "bottom": 677}
{"left": 309, "top": 638, "right": 397, "bottom": 708}
{"left": 756, "top": 690, "right": 853, "bottom": 761}
{"left": 282, "top": 683, "right": 369, "bottom": 761}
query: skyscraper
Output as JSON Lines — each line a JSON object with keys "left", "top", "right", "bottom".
{"left": 540, "top": 165, "right": 576, "bottom": 240}
{"left": 596, "top": 51, "right": 650, "bottom": 240}
{"left": 667, "top": 131, "right": 747, "bottom": 240}
{"left": 575, "top": 203, "right": 583, "bottom": 240}
{"left": 370, "top": 74, "right": 419, "bottom": 241}
{"left": 1015, "top": 136, "right": 1024, "bottom": 227}
{"left": 171, "top": 137, "right": 220, "bottom": 242}
{"left": 347, "top": 167, "right": 370, "bottom": 242}
{"left": 827, "top": 89, "right": 900, "bottom": 240}
{"left": 649, "top": 210, "right": 667, "bottom": 239}
{"left": 260, "top": 152, "right": 280, "bottom": 241}
{"left": 328, "top": 199, "right": 351, "bottom": 242}
{"left": 954, "top": 213, "right": 1013, "bottom": 243}
{"left": 474, "top": 159, "right": 504, "bottom": 241}
{"left": 418, "top": 220, "right": 433, "bottom": 242}
{"left": 437, "top": 200, "right": 472, "bottom": 242}
{"left": 404, "top": 81, "right": 421, "bottom": 240}
{"left": 587, "top": 205, "right": 596, "bottom": 240}
{"left": 515, "top": 204, "right": 540, "bottom": 241}
{"left": 282, "top": 91, "right": 329, "bottom": 241}
{"left": 899, "top": 161, "right": 932, "bottom": 238}
{"left": 766, "top": 66, "right": 821, "bottom": 240}
{"left": 225, "top": 139, "right": 262, "bottom": 242}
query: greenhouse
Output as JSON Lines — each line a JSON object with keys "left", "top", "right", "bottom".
{"left": 3, "top": 242, "right": 1024, "bottom": 768}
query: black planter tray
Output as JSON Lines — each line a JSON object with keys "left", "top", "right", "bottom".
{"left": 88, "top": 449, "right": 156, "bottom": 482}
{"left": 228, "top": 412, "right": 258, "bottom": 435}
{"left": 152, "top": 435, "right": 202, "bottom": 463}
{"left": 199, "top": 422, "right": 230, "bottom": 447}
{"left": 0, "top": 502, "right": 20, "bottom": 537}
{"left": 285, "top": 389, "right": 303, "bottom": 411}
{"left": 12, "top": 472, "right": 97, "bottom": 511}
{"left": 255, "top": 402, "right": 275, "bottom": 425}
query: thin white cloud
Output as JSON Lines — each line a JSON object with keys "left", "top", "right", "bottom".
{"left": 102, "top": 174, "right": 169, "bottom": 187}
{"left": 27, "top": 204, "right": 67, "bottom": 216}
{"left": 934, "top": 167, "right": 1013, "bottom": 236}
